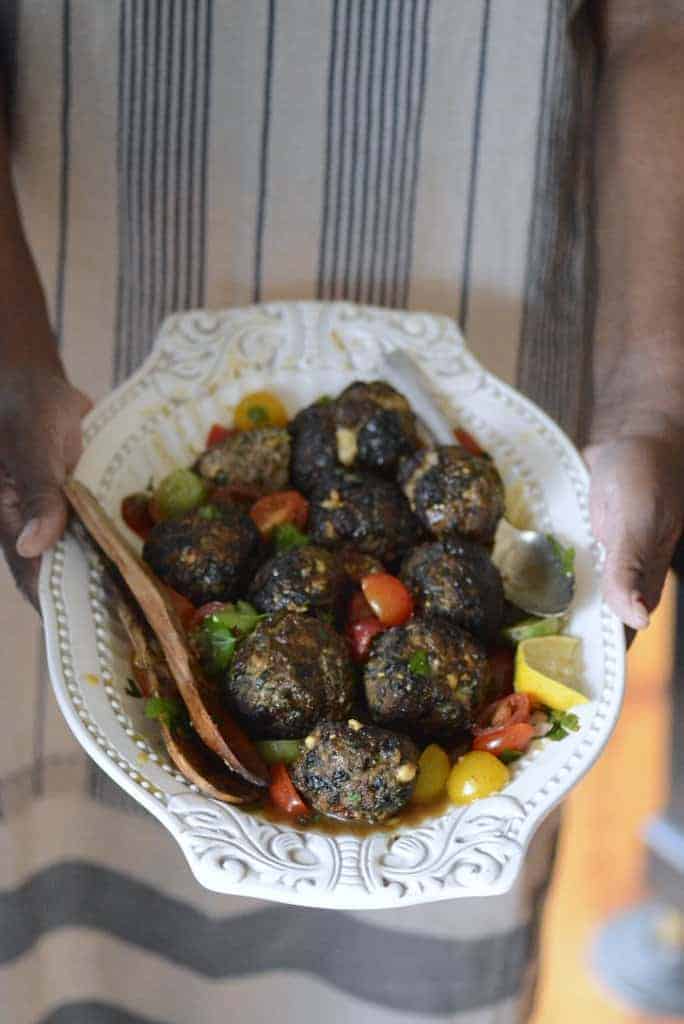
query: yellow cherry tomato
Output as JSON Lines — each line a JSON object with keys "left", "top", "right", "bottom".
{"left": 411, "top": 744, "right": 451, "bottom": 804}
{"left": 447, "top": 751, "right": 510, "bottom": 806}
{"left": 234, "top": 391, "right": 289, "bottom": 431}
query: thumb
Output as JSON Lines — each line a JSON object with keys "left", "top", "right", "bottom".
{"left": 12, "top": 442, "right": 70, "bottom": 558}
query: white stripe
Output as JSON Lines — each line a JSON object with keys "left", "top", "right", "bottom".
{"left": 1, "top": 928, "right": 526, "bottom": 1024}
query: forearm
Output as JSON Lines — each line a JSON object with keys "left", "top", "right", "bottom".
{"left": 0, "top": 94, "right": 62, "bottom": 378}
{"left": 592, "top": 15, "right": 684, "bottom": 443}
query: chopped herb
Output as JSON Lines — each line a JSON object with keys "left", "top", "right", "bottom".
{"left": 408, "top": 650, "right": 431, "bottom": 676}
{"left": 316, "top": 395, "right": 333, "bottom": 405}
{"left": 247, "top": 404, "right": 269, "bottom": 425}
{"left": 145, "top": 696, "right": 187, "bottom": 730}
{"left": 193, "top": 617, "right": 237, "bottom": 675}
{"left": 499, "top": 750, "right": 523, "bottom": 765}
{"left": 125, "top": 678, "right": 142, "bottom": 698}
{"left": 197, "top": 504, "right": 222, "bottom": 520}
{"left": 273, "top": 522, "right": 309, "bottom": 552}
{"left": 545, "top": 708, "right": 581, "bottom": 741}
{"left": 348, "top": 792, "right": 362, "bottom": 804}
{"left": 546, "top": 534, "right": 576, "bottom": 576}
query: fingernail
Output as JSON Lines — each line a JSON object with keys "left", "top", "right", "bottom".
{"left": 16, "top": 518, "right": 41, "bottom": 557}
{"left": 631, "top": 591, "right": 650, "bottom": 630}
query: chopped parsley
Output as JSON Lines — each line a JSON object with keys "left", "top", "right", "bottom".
{"left": 316, "top": 395, "right": 333, "bottom": 405}
{"left": 247, "top": 404, "right": 269, "bottom": 425}
{"left": 197, "top": 504, "right": 222, "bottom": 520}
{"left": 347, "top": 792, "right": 362, "bottom": 804}
{"left": 499, "top": 750, "right": 523, "bottom": 765}
{"left": 545, "top": 709, "right": 580, "bottom": 741}
{"left": 125, "top": 678, "right": 142, "bottom": 698}
{"left": 145, "top": 696, "right": 187, "bottom": 730}
{"left": 546, "top": 534, "right": 576, "bottom": 576}
{"left": 408, "top": 650, "right": 431, "bottom": 676}
{"left": 273, "top": 522, "right": 309, "bottom": 552}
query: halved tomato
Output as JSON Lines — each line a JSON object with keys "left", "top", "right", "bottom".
{"left": 472, "top": 721, "right": 535, "bottom": 755}
{"left": 474, "top": 693, "right": 532, "bottom": 734}
{"left": 347, "top": 619, "right": 385, "bottom": 661}
{"left": 205, "top": 423, "right": 236, "bottom": 448}
{"left": 269, "top": 762, "right": 310, "bottom": 818}
{"left": 348, "top": 590, "right": 377, "bottom": 624}
{"left": 234, "top": 391, "right": 289, "bottom": 431}
{"left": 488, "top": 646, "right": 515, "bottom": 699}
{"left": 250, "top": 490, "right": 309, "bottom": 537}
{"left": 188, "top": 601, "right": 227, "bottom": 632}
{"left": 361, "top": 573, "right": 413, "bottom": 627}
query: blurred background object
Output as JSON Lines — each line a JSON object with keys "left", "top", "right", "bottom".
{"left": 533, "top": 573, "right": 683, "bottom": 1023}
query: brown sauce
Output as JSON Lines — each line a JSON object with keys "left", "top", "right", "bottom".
{"left": 253, "top": 792, "right": 452, "bottom": 836}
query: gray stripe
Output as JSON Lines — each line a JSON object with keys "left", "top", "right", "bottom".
{"left": 253, "top": 0, "right": 276, "bottom": 303}
{"left": 517, "top": 0, "right": 598, "bottom": 444}
{"left": 41, "top": 1004, "right": 167, "bottom": 1024}
{"left": 30, "top": 639, "right": 49, "bottom": 798}
{"left": 0, "top": 0, "right": 19, "bottom": 128}
{"left": 114, "top": 0, "right": 212, "bottom": 384}
{"left": 54, "top": 0, "right": 72, "bottom": 342}
{"left": 1, "top": 861, "right": 539, "bottom": 1015}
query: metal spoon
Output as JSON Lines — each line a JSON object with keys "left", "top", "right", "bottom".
{"left": 382, "top": 348, "right": 575, "bottom": 616}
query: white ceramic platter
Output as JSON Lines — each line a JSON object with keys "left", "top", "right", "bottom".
{"left": 39, "top": 302, "right": 625, "bottom": 909}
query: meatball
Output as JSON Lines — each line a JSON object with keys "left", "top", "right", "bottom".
{"left": 142, "top": 506, "right": 261, "bottom": 606}
{"left": 334, "top": 381, "right": 420, "bottom": 474}
{"left": 291, "top": 719, "right": 419, "bottom": 823}
{"left": 364, "top": 617, "right": 490, "bottom": 741}
{"left": 400, "top": 536, "right": 504, "bottom": 640}
{"left": 308, "top": 473, "right": 420, "bottom": 561}
{"left": 227, "top": 612, "right": 355, "bottom": 738}
{"left": 249, "top": 545, "right": 345, "bottom": 615}
{"left": 196, "top": 426, "right": 291, "bottom": 491}
{"left": 289, "top": 401, "right": 338, "bottom": 495}
{"left": 337, "top": 546, "right": 385, "bottom": 583}
{"left": 398, "top": 445, "right": 505, "bottom": 544}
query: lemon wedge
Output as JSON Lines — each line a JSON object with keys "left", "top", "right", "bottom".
{"left": 515, "top": 636, "right": 588, "bottom": 711}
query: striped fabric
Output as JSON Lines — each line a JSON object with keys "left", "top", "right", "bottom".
{"left": 1, "top": 2, "right": 595, "bottom": 1022}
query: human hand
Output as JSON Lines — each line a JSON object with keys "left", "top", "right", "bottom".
{"left": 584, "top": 434, "right": 684, "bottom": 631}
{"left": 0, "top": 369, "right": 92, "bottom": 608}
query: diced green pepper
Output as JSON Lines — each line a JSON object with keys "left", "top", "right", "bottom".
{"left": 408, "top": 650, "right": 430, "bottom": 676}
{"left": 255, "top": 739, "right": 304, "bottom": 765}
{"left": 502, "top": 615, "right": 566, "bottom": 645}
{"left": 272, "top": 522, "right": 309, "bottom": 552}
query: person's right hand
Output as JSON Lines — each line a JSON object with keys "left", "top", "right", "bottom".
{"left": 0, "top": 368, "right": 92, "bottom": 608}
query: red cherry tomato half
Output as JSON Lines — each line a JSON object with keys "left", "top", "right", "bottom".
{"left": 472, "top": 722, "right": 535, "bottom": 755}
{"left": 121, "top": 493, "right": 155, "bottom": 541}
{"left": 269, "top": 762, "right": 310, "bottom": 818}
{"left": 348, "top": 590, "right": 377, "bottom": 624}
{"left": 474, "top": 693, "right": 532, "bottom": 735}
{"left": 488, "top": 646, "right": 515, "bottom": 700}
{"left": 250, "top": 490, "right": 309, "bottom": 537}
{"left": 453, "top": 427, "right": 485, "bottom": 457}
{"left": 347, "top": 618, "right": 385, "bottom": 661}
{"left": 160, "top": 585, "right": 197, "bottom": 631}
{"left": 361, "top": 573, "right": 414, "bottom": 627}
{"left": 188, "top": 601, "right": 227, "bottom": 632}
{"left": 205, "top": 423, "right": 237, "bottom": 448}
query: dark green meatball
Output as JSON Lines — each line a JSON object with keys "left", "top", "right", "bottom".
{"left": 196, "top": 426, "right": 291, "bottom": 491}
{"left": 334, "top": 380, "right": 420, "bottom": 475}
{"left": 400, "top": 536, "right": 504, "bottom": 640}
{"left": 291, "top": 719, "right": 419, "bottom": 823}
{"left": 142, "top": 506, "right": 261, "bottom": 606}
{"left": 364, "top": 617, "right": 490, "bottom": 741}
{"left": 249, "top": 545, "right": 345, "bottom": 615}
{"left": 308, "top": 472, "right": 421, "bottom": 561}
{"left": 227, "top": 612, "right": 356, "bottom": 738}
{"left": 289, "top": 401, "right": 338, "bottom": 495}
{"left": 399, "top": 445, "right": 505, "bottom": 544}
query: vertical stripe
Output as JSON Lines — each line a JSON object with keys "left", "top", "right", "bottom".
{"left": 458, "top": 0, "right": 491, "bottom": 332}
{"left": 0, "top": 0, "right": 19, "bottom": 128}
{"left": 54, "top": 0, "right": 72, "bottom": 342}
{"left": 399, "top": 0, "right": 430, "bottom": 308}
{"left": 253, "top": 0, "right": 276, "bottom": 303}
{"left": 318, "top": 0, "right": 431, "bottom": 309}
{"left": 114, "top": 0, "right": 213, "bottom": 384}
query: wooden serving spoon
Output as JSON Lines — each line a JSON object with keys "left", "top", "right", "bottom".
{"left": 64, "top": 479, "right": 269, "bottom": 788}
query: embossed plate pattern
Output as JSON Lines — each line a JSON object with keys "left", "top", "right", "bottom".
{"left": 39, "top": 302, "right": 625, "bottom": 909}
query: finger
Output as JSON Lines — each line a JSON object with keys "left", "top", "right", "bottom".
{"left": 600, "top": 510, "right": 678, "bottom": 630}
{"left": 0, "top": 479, "right": 40, "bottom": 608}
{"left": 9, "top": 437, "right": 69, "bottom": 558}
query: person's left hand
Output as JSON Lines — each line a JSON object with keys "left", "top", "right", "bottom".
{"left": 584, "top": 434, "right": 684, "bottom": 631}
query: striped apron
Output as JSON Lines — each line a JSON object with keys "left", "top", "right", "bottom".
{"left": 0, "top": 3, "right": 596, "bottom": 1022}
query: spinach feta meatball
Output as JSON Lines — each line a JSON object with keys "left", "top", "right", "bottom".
{"left": 400, "top": 536, "right": 504, "bottom": 640}
{"left": 142, "top": 506, "right": 262, "bottom": 606}
{"left": 227, "top": 612, "right": 355, "bottom": 738}
{"left": 196, "top": 426, "right": 291, "bottom": 492}
{"left": 289, "top": 400, "right": 338, "bottom": 495}
{"left": 364, "top": 617, "right": 490, "bottom": 741}
{"left": 334, "top": 380, "right": 420, "bottom": 474}
{"left": 249, "top": 545, "right": 345, "bottom": 616}
{"left": 398, "top": 445, "right": 505, "bottom": 545}
{"left": 291, "top": 719, "right": 419, "bottom": 823}
{"left": 308, "top": 472, "right": 420, "bottom": 561}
